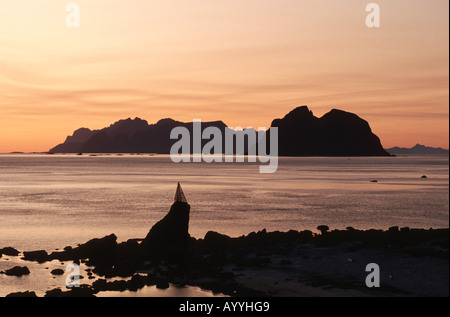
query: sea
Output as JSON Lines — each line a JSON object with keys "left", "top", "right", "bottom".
{"left": 0, "top": 154, "right": 448, "bottom": 252}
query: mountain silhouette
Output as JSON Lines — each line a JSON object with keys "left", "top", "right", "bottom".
{"left": 386, "top": 144, "right": 449, "bottom": 155}
{"left": 267, "top": 106, "right": 389, "bottom": 156}
{"left": 51, "top": 118, "right": 149, "bottom": 153}
{"left": 50, "top": 106, "right": 389, "bottom": 156}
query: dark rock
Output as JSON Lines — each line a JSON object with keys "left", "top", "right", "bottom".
{"left": 102, "top": 280, "right": 128, "bottom": 292}
{"left": 68, "top": 285, "right": 96, "bottom": 297}
{"left": 128, "top": 274, "right": 147, "bottom": 291}
{"left": 76, "top": 234, "right": 117, "bottom": 262}
{"left": 156, "top": 277, "right": 170, "bottom": 289}
{"left": 317, "top": 225, "right": 330, "bottom": 235}
{"left": 95, "top": 278, "right": 145, "bottom": 293}
{"left": 145, "top": 274, "right": 158, "bottom": 286}
{"left": 51, "top": 269, "right": 65, "bottom": 276}
{"left": 0, "top": 247, "right": 20, "bottom": 256}
{"left": 389, "top": 226, "right": 399, "bottom": 233}
{"left": 92, "top": 279, "right": 108, "bottom": 293}
{"left": 47, "top": 285, "right": 96, "bottom": 297}
{"left": 116, "top": 239, "right": 142, "bottom": 261}
{"left": 4, "top": 266, "right": 30, "bottom": 277}
{"left": 49, "top": 251, "right": 72, "bottom": 262}
{"left": 142, "top": 201, "right": 191, "bottom": 257}
{"left": 111, "top": 260, "right": 140, "bottom": 278}
{"left": 51, "top": 234, "right": 118, "bottom": 265}
{"left": 204, "top": 231, "right": 233, "bottom": 250}
{"left": 6, "top": 291, "right": 37, "bottom": 297}
{"left": 421, "top": 175, "right": 428, "bottom": 179}
{"left": 298, "top": 230, "right": 314, "bottom": 242}
{"left": 45, "top": 288, "right": 64, "bottom": 297}
{"left": 23, "top": 250, "right": 48, "bottom": 263}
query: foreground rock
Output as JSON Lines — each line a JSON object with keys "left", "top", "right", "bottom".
{"left": 50, "top": 269, "right": 65, "bottom": 276}
{"left": 1, "top": 226, "right": 447, "bottom": 296}
{"left": 22, "top": 250, "right": 48, "bottom": 263}
{"left": 3, "top": 266, "right": 31, "bottom": 277}
{"left": 141, "top": 201, "right": 191, "bottom": 259}
{"left": 44, "top": 285, "right": 95, "bottom": 297}
{"left": 0, "top": 247, "right": 20, "bottom": 257}
{"left": 50, "top": 234, "right": 118, "bottom": 267}
{"left": 6, "top": 291, "right": 37, "bottom": 297}
{"left": 4, "top": 191, "right": 447, "bottom": 297}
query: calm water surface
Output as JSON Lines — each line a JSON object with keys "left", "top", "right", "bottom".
{"left": 0, "top": 154, "right": 448, "bottom": 251}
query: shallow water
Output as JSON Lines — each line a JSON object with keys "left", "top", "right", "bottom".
{"left": 96, "top": 285, "right": 227, "bottom": 297}
{"left": 0, "top": 254, "right": 222, "bottom": 297}
{"left": 0, "top": 154, "right": 448, "bottom": 252}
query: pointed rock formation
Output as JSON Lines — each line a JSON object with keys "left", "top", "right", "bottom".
{"left": 142, "top": 184, "right": 191, "bottom": 258}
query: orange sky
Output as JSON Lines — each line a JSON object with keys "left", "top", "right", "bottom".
{"left": 0, "top": 0, "right": 448, "bottom": 152}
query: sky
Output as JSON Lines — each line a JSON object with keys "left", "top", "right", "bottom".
{"left": 0, "top": 0, "right": 448, "bottom": 152}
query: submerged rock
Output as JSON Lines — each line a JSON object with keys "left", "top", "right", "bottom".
{"left": 6, "top": 291, "right": 37, "bottom": 297}
{"left": 0, "top": 247, "right": 20, "bottom": 256}
{"left": 4, "top": 266, "right": 31, "bottom": 277}
{"left": 50, "top": 269, "right": 65, "bottom": 276}
{"left": 23, "top": 250, "right": 48, "bottom": 263}
{"left": 45, "top": 285, "right": 95, "bottom": 297}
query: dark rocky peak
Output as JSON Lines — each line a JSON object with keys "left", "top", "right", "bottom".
{"left": 64, "top": 128, "right": 93, "bottom": 144}
{"left": 281, "top": 105, "right": 314, "bottom": 121}
{"left": 103, "top": 117, "right": 149, "bottom": 137}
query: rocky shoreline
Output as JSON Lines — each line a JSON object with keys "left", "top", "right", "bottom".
{"left": 1, "top": 227, "right": 448, "bottom": 297}
{"left": 1, "top": 201, "right": 448, "bottom": 297}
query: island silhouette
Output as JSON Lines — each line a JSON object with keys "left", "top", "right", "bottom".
{"left": 386, "top": 144, "right": 449, "bottom": 155}
{"left": 49, "top": 106, "right": 389, "bottom": 156}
